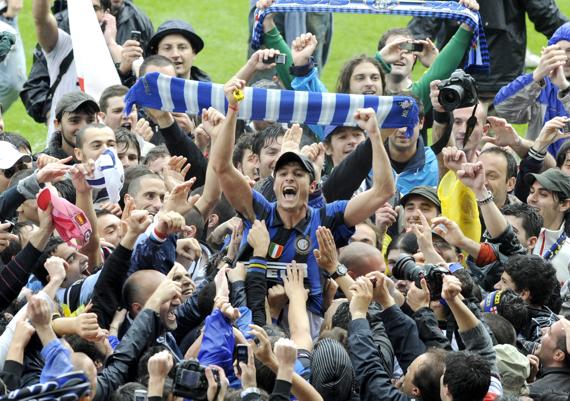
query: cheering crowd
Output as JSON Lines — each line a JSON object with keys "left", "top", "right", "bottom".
{"left": 1, "top": 0, "right": 570, "bottom": 400}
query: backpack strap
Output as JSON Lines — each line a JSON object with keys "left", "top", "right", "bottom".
{"left": 44, "top": 50, "right": 74, "bottom": 114}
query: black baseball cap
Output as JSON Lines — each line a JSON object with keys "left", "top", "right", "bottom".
{"left": 147, "top": 20, "right": 204, "bottom": 56}
{"left": 400, "top": 186, "right": 441, "bottom": 210}
{"left": 274, "top": 151, "right": 316, "bottom": 181}
{"left": 525, "top": 168, "right": 570, "bottom": 199}
{"left": 55, "top": 92, "right": 99, "bottom": 120}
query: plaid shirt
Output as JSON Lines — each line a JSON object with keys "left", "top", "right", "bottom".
{"left": 517, "top": 305, "right": 559, "bottom": 355}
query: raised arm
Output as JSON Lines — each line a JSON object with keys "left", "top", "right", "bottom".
{"left": 457, "top": 161, "right": 509, "bottom": 239}
{"left": 344, "top": 109, "right": 395, "bottom": 227}
{"left": 32, "top": 0, "right": 59, "bottom": 53}
{"left": 209, "top": 78, "right": 254, "bottom": 220}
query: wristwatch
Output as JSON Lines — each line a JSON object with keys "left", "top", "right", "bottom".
{"left": 241, "top": 387, "right": 262, "bottom": 400}
{"left": 330, "top": 263, "right": 348, "bottom": 280}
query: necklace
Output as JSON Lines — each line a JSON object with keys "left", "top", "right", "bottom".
{"left": 542, "top": 232, "right": 567, "bottom": 261}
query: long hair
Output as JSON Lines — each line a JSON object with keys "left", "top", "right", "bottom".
{"left": 335, "top": 54, "right": 385, "bottom": 95}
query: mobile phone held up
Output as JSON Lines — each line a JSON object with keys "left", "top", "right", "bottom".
{"left": 263, "top": 53, "right": 287, "bottom": 65}
{"left": 131, "top": 30, "right": 142, "bottom": 42}
{"left": 400, "top": 42, "right": 424, "bottom": 52}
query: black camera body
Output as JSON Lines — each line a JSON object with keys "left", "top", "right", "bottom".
{"left": 173, "top": 359, "right": 209, "bottom": 401}
{"left": 438, "top": 69, "right": 478, "bottom": 112}
{"left": 392, "top": 255, "right": 451, "bottom": 300}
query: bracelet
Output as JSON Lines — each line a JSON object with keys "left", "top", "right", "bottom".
{"left": 374, "top": 52, "right": 392, "bottom": 74}
{"left": 228, "top": 103, "right": 239, "bottom": 112}
{"left": 289, "top": 57, "right": 315, "bottom": 77}
{"left": 476, "top": 191, "right": 494, "bottom": 205}
{"left": 433, "top": 110, "right": 450, "bottom": 124}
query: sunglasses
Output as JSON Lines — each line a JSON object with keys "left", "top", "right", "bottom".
{"left": 1, "top": 160, "right": 28, "bottom": 179}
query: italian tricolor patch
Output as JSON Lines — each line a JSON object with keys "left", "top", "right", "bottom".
{"left": 268, "top": 242, "right": 284, "bottom": 259}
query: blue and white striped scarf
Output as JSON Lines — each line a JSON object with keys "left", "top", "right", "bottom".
{"left": 124, "top": 72, "right": 419, "bottom": 135}
{"left": 251, "top": 0, "right": 489, "bottom": 72}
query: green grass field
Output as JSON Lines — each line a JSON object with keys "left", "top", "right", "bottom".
{"left": 5, "top": 0, "right": 570, "bottom": 150}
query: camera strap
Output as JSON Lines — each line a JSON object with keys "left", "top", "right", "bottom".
{"left": 462, "top": 103, "right": 478, "bottom": 150}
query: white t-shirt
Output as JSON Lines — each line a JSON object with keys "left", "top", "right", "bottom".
{"left": 43, "top": 28, "right": 77, "bottom": 140}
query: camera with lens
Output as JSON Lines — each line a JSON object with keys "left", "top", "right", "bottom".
{"left": 437, "top": 69, "right": 478, "bottom": 112}
{"left": 392, "top": 255, "right": 451, "bottom": 300}
{"left": 173, "top": 359, "right": 216, "bottom": 401}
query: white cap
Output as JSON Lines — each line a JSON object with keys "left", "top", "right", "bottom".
{"left": 0, "top": 141, "right": 32, "bottom": 170}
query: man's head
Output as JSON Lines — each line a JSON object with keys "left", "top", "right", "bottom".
{"left": 54, "top": 92, "right": 100, "bottom": 155}
{"left": 387, "top": 94, "right": 424, "bottom": 155}
{"left": 501, "top": 203, "right": 543, "bottom": 253}
{"left": 99, "top": 85, "right": 137, "bottom": 131}
{"left": 548, "top": 22, "right": 570, "bottom": 78}
{"left": 525, "top": 168, "right": 570, "bottom": 229}
{"left": 0, "top": 141, "right": 32, "bottom": 192}
{"left": 452, "top": 101, "right": 488, "bottom": 157}
{"left": 478, "top": 147, "right": 517, "bottom": 208}
{"left": 147, "top": 20, "right": 204, "bottom": 79}
{"left": 400, "top": 186, "right": 441, "bottom": 229}
{"left": 96, "top": 209, "right": 124, "bottom": 248}
{"left": 272, "top": 152, "right": 316, "bottom": 212}
{"left": 253, "top": 124, "right": 285, "bottom": 179}
{"left": 0, "top": 132, "right": 32, "bottom": 155}
{"left": 74, "top": 123, "right": 116, "bottom": 163}
{"left": 441, "top": 352, "right": 491, "bottom": 401}
{"left": 143, "top": 145, "right": 170, "bottom": 175}
{"left": 125, "top": 172, "right": 166, "bottom": 216}
{"left": 401, "top": 348, "right": 447, "bottom": 401}
{"left": 34, "top": 237, "right": 89, "bottom": 288}
{"left": 496, "top": 255, "right": 557, "bottom": 307}
{"left": 122, "top": 270, "right": 181, "bottom": 330}
{"left": 323, "top": 126, "right": 365, "bottom": 167}
{"left": 139, "top": 55, "right": 177, "bottom": 79}
{"left": 535, "top": 318, "right": 570, "bottom": 368}
{"left": 336, "top": 55, "right": 385, "bottom": 96}
{"left": 115, "top": 129, "right": 141, "bottom": 169}
{"left": 233, "top": 133, "right": 260, "bottom": 181}
{"left": 350, "top": 220, "right": 379, "bottom": 248}
{"left": 339, "top": 241, "right": 385, "bottom": 278}
{"left": 378, "top": 28, "right": 416, "bottom": 81}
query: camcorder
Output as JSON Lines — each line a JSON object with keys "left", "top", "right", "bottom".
{"left": 173, "top": 359, "right": 219, "bottom": 401}
{"left": 392, "top": 255, "right": 451, "bottom": 301}
{"left": 438, "top": 69, "right": 478, "bottom": 112}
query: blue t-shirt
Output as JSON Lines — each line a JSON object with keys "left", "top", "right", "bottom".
{"left": 241, "top": 190, "right": 354, "bottom": 315}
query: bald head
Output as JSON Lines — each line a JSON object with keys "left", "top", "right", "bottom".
{"left": 123, "top": 270, "right": 166, "bottom": 315}
{"left": 339, "top": 242, "right": 385, "bottom": 278}
{"left": 71, "top": 352, "right": 97, "bottom": 397}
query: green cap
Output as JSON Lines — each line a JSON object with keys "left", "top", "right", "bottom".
{"left": 400, "top": 186, "right": 441, "bottom": 210}
{"left": 524, "top": 168, "right": 570, "bottom": 199}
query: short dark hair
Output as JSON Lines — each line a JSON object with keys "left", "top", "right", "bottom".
{"left": 496, "top": 289, "right": 528, "bottom": 333}
{"left": 481, "top": 313, "right": 517, "bottom": 345}
{"left": 504, "top": 255, "right": 557, "bottom": 307}
{"left": 139, "top": 55, "right": 175, "bottom": 77}
{"left": 413, "top": 348, "right": 447, "bottom": 401}
{"left": 75, "top": 123, "right": 109, "bottom": 150}
{"left": 110, "top": 382, "right": 147, "bottom": 401}
{"left": 233, "top": 133, "right": 255, "bottom": 168}
{"left": 142, "top": 144, "right": 169, "bottom": 166}
{"left": 378, "top": 27, "right": 413, "bottom": 51}
{"left": 480, "top": 147, "right": 517, "bottom": 180}
{"left": 116, "top": 129, "right": 141, "bottom": 161}
{"left": 556, "top": 140, "right": 570, "bottom": 169}
{"left": 335, "top": 54, "right": 385, "bottom": 95}
{"left": 120, "top": 165, "right": 153, "bottom": 208}
{"left": 127, "top": 172, "right": 162, "bottom": 199}
{"left": 64, "top": 334, "right": 107, "bottom": 365}
{"left": 332, "top": 300, "right": 351, "bottom": 331}
{"left": 0, "top": 132, "right": 32, "bottom": 153}
{"left": 53, "top": 179, "right": 76, "bottom": 204}
{"left": 99, "top": 85, "right": 129, "bottom": 113}
{"left": 252, "top": 124, "right": 285, "bottom": 156}
{"left": 33, "top": 236, "right": 65, "bottom": 285}
{"left": 501, "top": 203, "right": 543, "bottom": 239}
{"left": 443, "top": 352, "right": 491, "bottom": 401}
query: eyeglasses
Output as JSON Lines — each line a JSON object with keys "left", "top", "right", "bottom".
{"left": 1, "top": 160, "right": 27, "bottom": 179}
